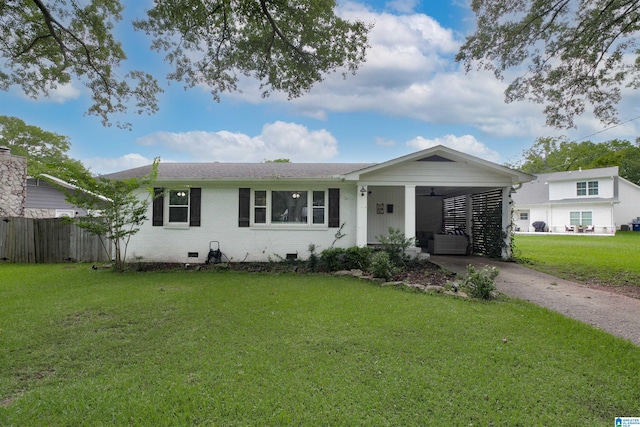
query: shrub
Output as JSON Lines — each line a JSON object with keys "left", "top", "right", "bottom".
{"left": 375, "top": 227, "right": 416, "bottom": 267}
{"left": 344, "top": 246, "right": 372, "bottom": 270}
{"left": 370, "top": 251, "right": 398, "bottom": 281}
{"left": 319, "top": 247, "right": 346, "bottom": 271}
{"left": 307, "top": 244, "right": 319, "bottom": 272}
{"left": 461, "top": 265, "right": 499, "bottom": 300}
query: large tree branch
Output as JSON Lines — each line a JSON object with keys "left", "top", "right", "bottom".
{"left": 24, "top": 0, "right": 68, "bottom": 62}
{"left": 258, "top": 0, "right": 309, "bottom": 62}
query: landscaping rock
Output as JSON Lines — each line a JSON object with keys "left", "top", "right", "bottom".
{"left": 444, "top": 290, "right": 468, "bottom": 298}
{"left": 334, "top": 269, "right": 364, "bottom": 277}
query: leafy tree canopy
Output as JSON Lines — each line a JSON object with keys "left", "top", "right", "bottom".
{"left": 264, "top": 158, "right": 291, "bottom": 163}
{"left": 457, "top": 0, "right": 640, "bottom": 128}
{"left": 1, "top": 1, "right": 370, "bottom": 129}
{"left": 0, "top": 115, "right": 90, "bottom": 181}
{"left": 508, "top": 137, "right": 640, "bottom": 185}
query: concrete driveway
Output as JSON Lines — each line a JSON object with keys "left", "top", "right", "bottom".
{"left": 429, "top": 255, "right": 640, "bottom": 346}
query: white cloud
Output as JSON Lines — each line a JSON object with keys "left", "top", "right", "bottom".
{"left": 135, "top": 121, "right": 339, "bottom": 163}
{"left": 223, "top": 3, "right": 549, "bottom": 140}
{"left": 406, "top": 134, "right": 502, "bottom": 162}
{"left": 84, "top": 153, "right": 155, "bottom": 175}
{"left": 47, "top": 83, "right": 82, "bottom": 103}
{"left": 25, "top": 82, "right": 82, "bottom": 103}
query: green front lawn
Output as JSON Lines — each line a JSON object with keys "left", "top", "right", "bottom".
{"left": 514, "top": 231, "right": 640, "bottom": 286}
{"left": 1, "top": 264, "right": 639, "bottom": 425}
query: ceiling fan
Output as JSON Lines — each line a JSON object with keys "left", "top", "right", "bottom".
{"left": 418, "top": 187, "right": 445, "bottom": 197}
{"left": 428, "top": 187, "right": 445, "bottom": 197}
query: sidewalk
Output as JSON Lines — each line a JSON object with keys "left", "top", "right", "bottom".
{"left": 429, "top": 255, "right": 640, "bottom": 346}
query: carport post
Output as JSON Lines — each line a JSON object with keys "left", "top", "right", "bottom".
{"left": 502, "top": 186, "right": 512, "bottom": 259}
{"left": 356, "top": 183, "right": 368, "bottom": 247}
{"left": 405, "top": 185, "right": 416, "bottom": 246}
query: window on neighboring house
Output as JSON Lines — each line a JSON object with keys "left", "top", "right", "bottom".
{"left": 519, "top": 212, "right": 529, "bottom": 221}
{"left": 570, "top": 211, "right": 592, "bottom": 226}
{"left": 577, "top": 181, "right": 598, "bottom": 196}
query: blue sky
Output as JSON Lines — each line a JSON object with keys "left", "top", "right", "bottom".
{"left": 2, "top": 0, "right": 640, "bottom": 174}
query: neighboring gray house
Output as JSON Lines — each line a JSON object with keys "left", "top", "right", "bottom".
{"left": 25, "top": 175, "right": 90, "bottom": 218}
{"left": 105, "top": 145, "right": 533, "bottom": 263}
{"left": 0, "top": 147, "right": 93, "bottom": 219}
{"left": 512, "top": 166, "right": 640, "bottom": 233}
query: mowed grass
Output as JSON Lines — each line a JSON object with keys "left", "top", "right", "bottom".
{"left": 1, "top": 264, "right": 639, "bottom": 425}
{"left": 514, "top": 231, "right": 640, "bottom": 286}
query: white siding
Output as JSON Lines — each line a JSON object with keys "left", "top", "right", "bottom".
{"left": 528, "top": 207, "right": 550, "bottom": 231}
{"left": 126, "top": 184, "right": 358, "bottom": 263}
{"left": 616, "top": 179, "right": 640, "bottom": 227}
{"left": 359, "top": 160, "right": 514, "bottom": 187}
{"left": 512, "top": 209, "right": 530, "bottom": 232}
{"left": 548, "top": 204, "right": 614, "bottom": 233}
{"left": 549, "top": 176, "right": 615, "bottom": 200}
{"left": 366, "top": 186, "right": 405, "bottom": 243}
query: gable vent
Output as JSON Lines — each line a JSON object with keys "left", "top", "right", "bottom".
{"left": 417, "top": 155, "right": 454, "bottom": 162}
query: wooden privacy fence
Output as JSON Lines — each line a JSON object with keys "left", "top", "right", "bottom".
{"left": 0, "top": 217, "right": 111, "bottom": 263}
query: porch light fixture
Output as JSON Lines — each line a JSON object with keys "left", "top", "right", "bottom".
{"left": 360, "top": 186, "right": 367, "bottom": 196}
{"left": 292, "top": 192, "right": 301, "bottom": 199}
{"left": 176, "top": 191, "right": 187, "bottom": 197}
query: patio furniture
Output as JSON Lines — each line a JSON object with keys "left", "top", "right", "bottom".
{"left": 532, "top": 221, "right": 546, "bottom": 232}
{"left": 565, "top": 225, "right": 575, "bottom": 232}
{"left": 584, "top": 225, "right": 595, "bottom": 232}
{"left": 427, "top": 234, "right": 469, "bottom": 255}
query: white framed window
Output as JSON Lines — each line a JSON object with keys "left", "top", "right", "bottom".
{"left": 252, "top": 189, "right": 326, "bottom": 226}
{"left": 254, "top": 190, "right": 267, "bottom": 224}
{"left": 519, "top": 212, "right": 529, "bottom": 221}
{"left": 577, "top": 181, "right": 598, "bottom": 196}
{"left": 312, "top": 191, "right": 326, "bottom": 224}
{"left": 168, "top": 189, "right": 189, "bottom": 223}
{"left": 570, "top": 211, "right": 592, "bottom": 226}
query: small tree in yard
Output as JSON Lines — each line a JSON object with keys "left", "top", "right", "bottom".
{"left": 61, "top": 159, "right": 159, "bottom": 271}
{"left": 375, "top": 227, "right": 416, "bottom": 267}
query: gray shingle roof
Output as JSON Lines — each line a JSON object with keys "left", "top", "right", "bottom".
{"left": 103, "top": 162, "right": 375, "bottom": 181}
{"left": 544, "top": 166, "right": 619, "bottom": 182}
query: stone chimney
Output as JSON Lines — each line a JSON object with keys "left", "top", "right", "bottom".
{"left": 0, "top": 147, "right": 27, "bottom": 217}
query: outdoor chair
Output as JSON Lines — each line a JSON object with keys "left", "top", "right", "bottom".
{"left": 565, "top": 225, "right": 575, "bottom": 232}
{"left": 584, "top": 225, "right": 595, "bottom": 232}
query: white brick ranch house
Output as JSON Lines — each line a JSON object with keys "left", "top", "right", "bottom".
{"left": 104, "top": 146, "right": 533, "bottom": 263}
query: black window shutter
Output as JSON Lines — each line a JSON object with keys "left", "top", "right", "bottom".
{"left": 239, "top": 188, "right": 250, "bottom": 227}
{"left": 152, "top": 188, "right": 164, "bottom": 226}
{"left": 189, "top": 188, "right": 201, "bottom": 226}
{"left": 328, "top": 188, "right": 340, "bottom": 228}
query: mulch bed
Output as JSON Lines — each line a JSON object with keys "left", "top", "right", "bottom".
{"left": 132, "top": 260, "right": 454, "bottom": 288}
